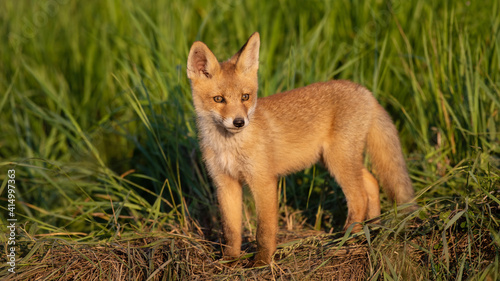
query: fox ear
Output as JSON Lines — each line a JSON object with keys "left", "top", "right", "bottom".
{"left": 187, "top": 41, "right": 220, "bottom": 80}
{"left": 232, "top": 32, "right": 260, "bottom": 75}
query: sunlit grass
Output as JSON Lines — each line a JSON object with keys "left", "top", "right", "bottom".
{"left": 0, "top": 0, "right": 498, "bottom": 279}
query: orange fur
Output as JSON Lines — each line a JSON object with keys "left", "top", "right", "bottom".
{"left": 187, "top": 32, "right": 415, "bottom": 265}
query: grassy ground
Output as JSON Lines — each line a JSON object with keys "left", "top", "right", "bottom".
{"left": 0, "top": 0, "right": 499, "bottom": 280}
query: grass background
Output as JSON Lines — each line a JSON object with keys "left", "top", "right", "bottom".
{"left": 0, "top": 0, "right": 499, "bottom": 279}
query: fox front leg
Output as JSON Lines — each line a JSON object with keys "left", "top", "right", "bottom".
{"left": 249, "top": 176, "right": 278, "bottom": 265}
{"left": 215, "top": 174, "right": 243, "bottom": 259}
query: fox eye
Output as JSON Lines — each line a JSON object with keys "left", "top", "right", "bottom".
{"left": 213, "top": 96, "right": 224, "bottom": 103}
{"left": 241, "top": 94, "right": 250, "bottom": 101}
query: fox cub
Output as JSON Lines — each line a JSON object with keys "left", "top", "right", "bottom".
{"left": 187, "top": 32, "right": 415, "bottom": 265}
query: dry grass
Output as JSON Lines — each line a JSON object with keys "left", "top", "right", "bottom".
{"left": 3, "top": 230, "right": 368, "bottom": 280}
{"left": 3, "top": 214, "right": 497, "bottom": 280}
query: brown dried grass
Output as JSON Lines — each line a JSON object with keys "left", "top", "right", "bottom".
{"left": 2, "top": 219, "right": 497, "bottom": 281}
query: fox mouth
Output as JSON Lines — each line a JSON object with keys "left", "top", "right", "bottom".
{"left": 211, "top": 119, "right": 245, "bottom": 134}
{"left": 217, "top": 117, "right": 248, "bottom": 134}
{"left": 224, "top": 126, "right": 244, "bottom": 134}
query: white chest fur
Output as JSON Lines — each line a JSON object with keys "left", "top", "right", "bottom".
{"left": 215, "top": 149, "right": 240, "bottom": 178}
{"left": 202, "top": 129, "right": 250, "bottom": 180}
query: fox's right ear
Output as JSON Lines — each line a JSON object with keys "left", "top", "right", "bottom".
{"left": 187, "top": 42, "right": 220, "bottom": 80}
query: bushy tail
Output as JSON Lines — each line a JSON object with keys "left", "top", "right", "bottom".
{"left": 367, "top": 104, "right": 415, "bottom": 205}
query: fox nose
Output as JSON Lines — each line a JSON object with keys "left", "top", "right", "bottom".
{"left": 233, "top": 118, "right": 245, "bottom": 128}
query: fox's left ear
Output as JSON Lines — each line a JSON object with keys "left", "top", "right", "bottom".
{"left": 232, "top": 32, "right": 260, "bottom": 75}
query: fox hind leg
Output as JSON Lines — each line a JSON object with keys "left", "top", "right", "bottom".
{"left": 322, "top": 141, "right": 368, "bottom": 232}
{"left": 362, "top": 168, "right": 381, "bottom": 221}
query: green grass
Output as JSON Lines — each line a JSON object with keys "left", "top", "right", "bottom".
{"left": 0, "top": 0, "right": 499, "bottom": 279}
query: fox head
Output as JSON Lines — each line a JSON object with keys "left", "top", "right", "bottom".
{"left": 187, "top": 32, "right": 260, "bottom": 134}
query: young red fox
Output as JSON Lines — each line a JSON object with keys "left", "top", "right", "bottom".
{"left": 187, "top": 32, "right": 415, "bottom": 265}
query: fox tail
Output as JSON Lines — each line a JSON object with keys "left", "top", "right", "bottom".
{"left": 367, "top": 105, "right": 415, "bottom": 206}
